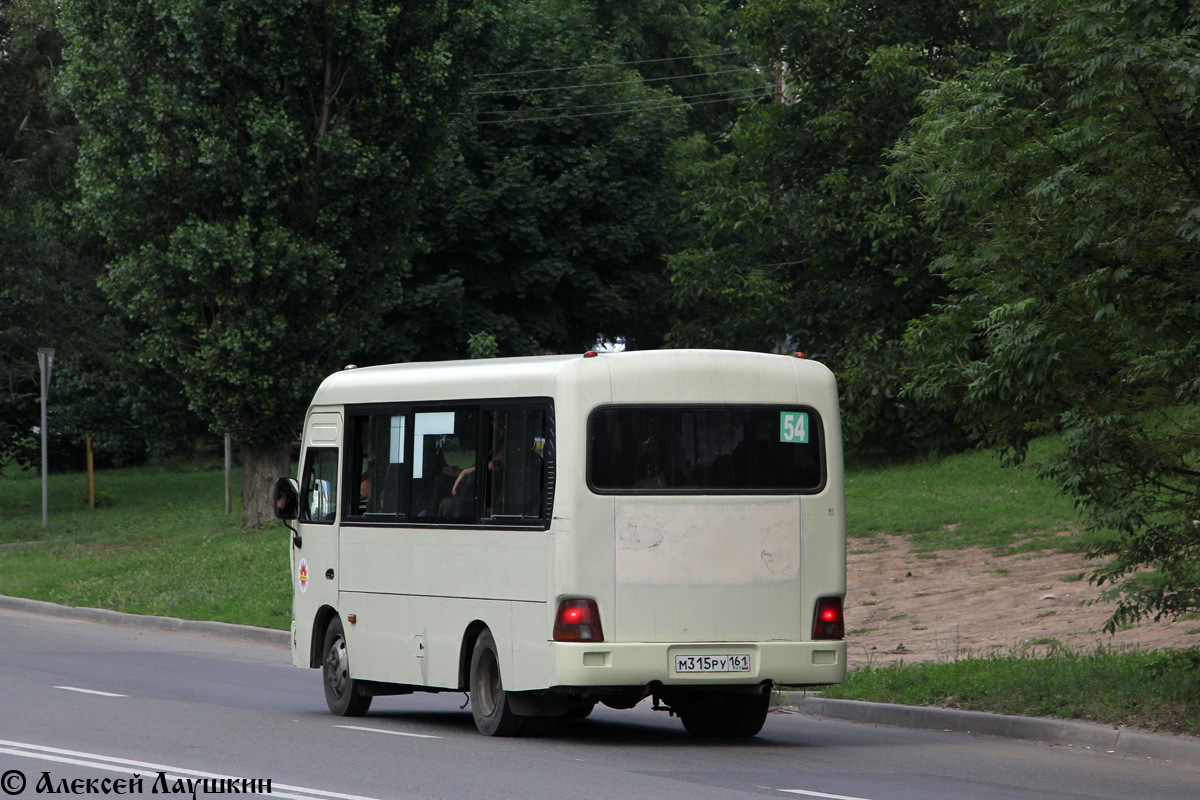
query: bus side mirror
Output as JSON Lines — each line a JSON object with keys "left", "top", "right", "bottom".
{"left": 274, "top": 477, "right": 299, "bottom": 521}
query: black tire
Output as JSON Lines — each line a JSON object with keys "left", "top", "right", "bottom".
{"left": 469, "top": 629, "right": 524, "bottom": 736}
{"left": 679, "top": 691, "right": 770, "bottom": 738}
{"left": 322, "top": 616, "right": 372, "bottom": 717}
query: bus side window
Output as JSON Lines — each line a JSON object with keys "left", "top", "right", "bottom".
{"left": 349, "top": 413, "right": 407, "bottom": 518}
{"left": 413, "top": 408, "right": 478, "bottom": 521}
{"left": 300, "top": 447, "right": 339, "bottom": 524}
{"left": 486, "top": 409, "right": 547, "bottom": 519}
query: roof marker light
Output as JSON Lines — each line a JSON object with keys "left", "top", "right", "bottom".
{"left": 793, "top": 352, "right": 806, "bottom": 359}
{"left": 583, "top": 351, "right": 599, "bottom": 358}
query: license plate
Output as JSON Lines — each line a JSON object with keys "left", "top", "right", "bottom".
{"left": 674, "top": 654, "right": 750, "bottom": 673}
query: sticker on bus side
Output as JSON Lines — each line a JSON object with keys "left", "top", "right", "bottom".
{"left": 779, "top": 411, "right": 809, "bottom": 444}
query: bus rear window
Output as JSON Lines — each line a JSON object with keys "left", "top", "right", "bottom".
{"left": 588, "top": 406, "right": 824, "bottom": 493}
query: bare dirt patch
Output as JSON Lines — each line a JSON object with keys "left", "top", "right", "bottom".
{"left": 845, "top": 535, "right": 1200, "bottom": 669}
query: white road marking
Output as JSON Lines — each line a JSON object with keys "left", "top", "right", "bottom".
{"left": 54, "top": 686, "right": 127, "bottom": 697}
{"left": 0, "top": 739, "right": 385, "bottom": 800}
{"left": 779, "top": 789, "right": 880, "bottom": 800}
{"left": 335, "top": 724, "right": 441, "bottom": 739}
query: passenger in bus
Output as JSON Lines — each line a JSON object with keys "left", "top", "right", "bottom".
{"left": 424, "top": 450, "right": 461, "bottom": 516}
{"left": 451, "top": 426, "right": 505, "bottom": 499}
{"left": 448, "top": 453, "right": 493, "bottom": 516}
{"left": 357, "top": 460, "right": 374, "bottom": 512}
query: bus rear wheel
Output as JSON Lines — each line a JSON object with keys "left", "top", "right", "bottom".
{"left": 469, "top": 629, "right": 523, "bottom": 736}
{"left": 322, "top": 616, "right": 372, "bottom": 717}
{"left": 678, "top": 691, "right": 769, "bottom": 738}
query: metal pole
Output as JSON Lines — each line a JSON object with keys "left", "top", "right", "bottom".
{"left": 87, "top": 436, "right": 95, "bottom": 510}
{"left": 37, "top": 347, "right": 54, "bottom": 529}
{"left": 224, "top": 435, "right": 232, "bottom": 514}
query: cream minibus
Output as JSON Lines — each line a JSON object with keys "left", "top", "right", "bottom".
{"left": 274, "top": 349, "right": 846, "bottom": 737}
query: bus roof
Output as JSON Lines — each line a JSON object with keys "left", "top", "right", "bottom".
{"left": 308, "top": 349, "right": 837, "bottom": 408}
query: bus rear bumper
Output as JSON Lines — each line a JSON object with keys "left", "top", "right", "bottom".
{"left": 548, "top": 640, "right": 847, "bottom": 689}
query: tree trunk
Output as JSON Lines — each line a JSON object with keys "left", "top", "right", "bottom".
{"left": 241, "top": 441, "right": 293, "bottom": 529}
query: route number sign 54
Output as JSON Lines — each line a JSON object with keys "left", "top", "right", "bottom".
{"left": 779, "top": 411, "right": 810, "bottom": 444}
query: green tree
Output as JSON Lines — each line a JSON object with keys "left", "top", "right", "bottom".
{"left": 588, "top": 0, "right": 761, "bottom": 135}
{"left": 668, "top": 1, "right": 1003, "bottom": 457}
{"left": 60, "top": 0, "right": 492, "bottom": 525}
{"left": 1, "top": 0, "right": 79, "bottom": 467}
{"left": 380, "top": 0, "right": 693, "bottom": 360}
{"left": 1, "top": 0, "right": 203, "bottom": 472}
{"left": 893, "top": 0, "right": 1200, "bottom": 626}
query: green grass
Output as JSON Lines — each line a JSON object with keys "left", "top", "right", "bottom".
{"left": 817, "top": 643, "right": 1200, "bottom": 737}
{"left": 0, "top": 462, "right": 290, "bottom": 629}
{"left": 846, "top": 438, "right": 1094, "bottom": 554}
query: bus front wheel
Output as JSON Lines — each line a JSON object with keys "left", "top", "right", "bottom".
{"left": 322, "top": 616, "right": 372, "bottom": 717}
{"left": 469, "top": 629, "right": 523, "bottom": 736}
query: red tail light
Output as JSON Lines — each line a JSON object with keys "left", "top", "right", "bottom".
{"left": 812, "top": 597, "right": 844, "bottom": 640}
{"left": 554, "top": 598, "right": 604, "bottom": 642}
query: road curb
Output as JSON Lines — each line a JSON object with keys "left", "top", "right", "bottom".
{"left": 784, "top": 694, "right": 1200, "bottom": 764}
{"left": 0, "top": 594, "right": 289, "bottom": 648}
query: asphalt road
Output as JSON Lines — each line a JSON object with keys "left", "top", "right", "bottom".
{"left": 1, "top": 608, "right": 1197, "bottom": 800}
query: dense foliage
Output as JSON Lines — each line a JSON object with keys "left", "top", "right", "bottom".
{"left": 378, "top": 0, "right": 690, "bottom": 360}
{"left": 667, "top": 0, "right": 1004, "bottom": 456}
{"left": 893, "top": 0, "right": 1200, "bottom": 625}
{"left": 377, "top": 0, "right": 755, "bottom": 361}
{"left": 0, "top": 0, "right": 205, "bottom": 471}
{"left": 58, "top": 0, "right": 495, "bottom": 523}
